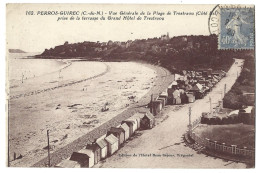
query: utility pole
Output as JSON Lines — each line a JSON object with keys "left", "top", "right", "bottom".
{"left": 150, "top": 94, "right": 153, "bottom": 115}
{"left": 224, "top": 84, "right": 227, "bottom": 96}
{"left": 8, "top": 99, "right": 10, "bottom": 167}
{"left": 188, "top": 107, "right": 192, "bottom": 132}
{"left": 47, "top": 130, "right": 50, "bottom": 167}
{"left": 209, "top": 96, "right": 212, "bottom": 116}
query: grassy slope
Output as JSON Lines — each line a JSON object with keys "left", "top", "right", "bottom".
{"left": 194, "top": 124, "right": 255, "bottom": 149}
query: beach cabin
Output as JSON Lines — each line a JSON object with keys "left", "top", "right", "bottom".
{"left": 180, "top": 93, "right": 188, "bottom": 104}
{"left": 173, "top": 90, "right": 180, "bottom": 99}
{"left": 141, "top": 112, "right": 154, "bottom": 129}
{"left": 158, "top": 99, "right": 163, "bottom": 110}
{"left": 167, "top": 88, "right": 175, "bottom": 105}
{"left": 172, "top": 90, "right": 181, "bottom": 105}
{"left": 85, "top": 143, "right": 101, "bottom": 164}
{"left": 70, "top": 149, "right": 95, "bottom": 168}
{"left": 212, "top": 70, "right": 225, "bottom": 78}
{"left": 204, "top": 86, "right": 210, "bottom": 93}
{"left": 96, "top": 139, "right": 108, "bottom": 160}
{"left": 189, "top": 83, "right": 204, "bottom": 99}
{"left": 121, "top": 120, "right": 136, "bottom": 136}
{"left": 159, "top": 92, "right": 168, "bottom": 105}
{"left": 55, "top": 159, "right": 81, "bottom": 168}
{"left": 167, "top": 88, "right": 174, "bottom": 105}
{"left": 157, "top": 96, "right": 166, "bottom": 107}
{"left": 120, "top": 123, "right": 130, "bottom": 140}
{"left": 186, "top": 92, "right": 195, "bottom": 103}
{"left": 169, "top": 81, "right": 178, "bottom": 90}
{"left": 206, "top": 81, "right": 213, "bottom": 90}
{"left": 104, "top": 134, "right": 119, "bottom": 156}
{"left": 132, "top": 112, "right": 144, "bottom": 129}
{"left": 151, "top": 100, "right": 162, "bottom": 116}
{"left": 107, "top": 127, "right": 125, "bottom": 147}
{"left": 175, "top": 97, "right": 182, "bottom": 105}
{"left": 185, "top": 84, "right": 193, "bottom": 91}
{"left": 176, "top": 76, "right": 186, "bottom": 85}
{"left": 213, "top": 75, "right": 220, "bottom": 82}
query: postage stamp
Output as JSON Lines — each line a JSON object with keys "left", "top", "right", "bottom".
{"left": 219, "top": 6, "right": 255, "bottom": 49}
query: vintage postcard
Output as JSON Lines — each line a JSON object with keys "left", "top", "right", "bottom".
{"left": 6, "top": 4, "right": 255, "bottom": 168}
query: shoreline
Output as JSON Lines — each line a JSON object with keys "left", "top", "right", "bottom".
{"left": 8, "top": 58, "right": 71, "bottom": 85}
{"left": 31, "top": 62, "right": 175, "bottom": 167}
{"left": 8, "top": 58, "right": 173, "bottom": 167}
{"left": 8, "top": 60, "right": 108, "bottom": 100}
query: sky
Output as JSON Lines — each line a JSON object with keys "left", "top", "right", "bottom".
{"left": 6, "top": 4, "right": 215, "bottom": 52}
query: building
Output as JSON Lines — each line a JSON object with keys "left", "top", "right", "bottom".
{"left": 161, "top": 32, "right": 170, "bottom": 40}
{"left": 85, "top": 142, "right": 101, "bottom": 164}
{"left": 157, "top": 96, "right": 166, "bottom": 107}
{"left": 121, "top": 120, "right": 136, "bottom": 136}
{"left": 159, "top": 92, "right": 168, "bottom": 105}
{"left": 96, "top": 138, "right": 108, "bottom": 160}
{"left": 167, "top": 88, "right": 175, "bottom": 104}
{"left": 55, "top": 159, "right": 81, "bottom": 168}
{"left": 172, "top": 89, "right": 181, "bottom": 105}
{"left": 104, "top": 134, "right": 118, "bottom": 156}
{"left": 173, "top": 89, "right": 180, "bottom": 99}
{"left": 107, "top": 127, "right": 125, "bottom": 147}
{"left": 175, "top": 97, "right": 182, "bottom": 105}
{"left": 120, "top": 123, "right": 130, "bottom": 140}
{"left": 169, "top": 81, "right": 178, "bottom": 90}
{"left": 206, "top": 81, "right": 213, "bottom": 90}
{"left": 189, "top": 83, "right": 204, "bottom": 99}
{"left": 131, "top": 113, "right": 143, "bottom": 129}
{"left": 212, "top": 70, "right": 226, "bottom": 78}
{"left": 186, "top": 92, "right": 195, "bottom": 103}
{"left": 213, "top": 75, "right": 221, "bottom": 81}
{"left": 180, "top": 92, "right": 188, "bottom": 104}
{"left": 70, "top": 149, "right": 95, "bottom": 168}
{"left": 151, "top": 100, "right": 162, "bottom": 115}
{"left": 141, "top": 112, "right": 154, "bottom": 129}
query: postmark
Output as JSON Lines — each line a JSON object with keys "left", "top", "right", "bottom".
{"left": 218, "top": 5, "right": 255, "bottom": 49}
{"left": 208, "top": 4, "right": 221, "bottom": 35}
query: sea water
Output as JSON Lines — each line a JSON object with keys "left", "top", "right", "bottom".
{"left": 8, "top": 52, "right": 67, "bottom": 82}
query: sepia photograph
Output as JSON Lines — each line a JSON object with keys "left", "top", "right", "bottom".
{"left": 5, "top": 2, "right": 255, "bottom": 169}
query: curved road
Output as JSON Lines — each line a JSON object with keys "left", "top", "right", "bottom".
{"left": 93, "top": 59, "right": 247, "bottom": 168}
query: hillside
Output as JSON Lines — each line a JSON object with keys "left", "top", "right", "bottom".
{"left": 36, "top": 34, "right": 253, "bottom": 74}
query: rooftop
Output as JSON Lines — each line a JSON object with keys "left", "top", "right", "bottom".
{"left": 105, "top": 134, "right": 118, "bottom": 144}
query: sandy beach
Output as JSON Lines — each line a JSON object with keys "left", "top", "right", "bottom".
{"left": 8, "top": 56, "right": 246, "bottom": 168}
{"left": 8, "top": 58, "right": 160, "bottom": 167}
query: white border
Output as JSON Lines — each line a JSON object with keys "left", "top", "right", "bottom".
{"left": 1, "top": 1, "right": 258, "bottom": 173}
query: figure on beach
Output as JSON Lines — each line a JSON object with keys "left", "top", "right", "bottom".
{"left": 225, "top": 10, "right": 250, "bottom": 46}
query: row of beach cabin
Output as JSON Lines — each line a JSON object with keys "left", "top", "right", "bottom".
{"left": 149, "top": 69, "right": 226, "bottom": 116}
{"left": 55, "top": 112, "right": 154, "bottom": 168}
{"left": 55, "top": 69, "right": 226, "bottom": 167}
